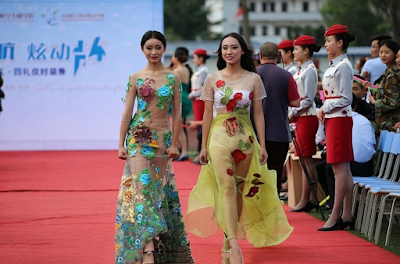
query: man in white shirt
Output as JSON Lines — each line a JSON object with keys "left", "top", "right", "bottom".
{"left": 361, "top": 34, "right": 392, "bottom": 84}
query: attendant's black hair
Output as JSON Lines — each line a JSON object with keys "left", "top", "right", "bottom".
{"left": 299, "top": 44, "right": 321, "bottom": 58}
{"left": 216, "top": 33, "right": 256, "bottom": 72}
{"left": 140, "top": 30, "right": 166, "bottom": 47}
{"left": 333, "top": 32, "right": 355, "bottom": 53}
{"left": 196, "top": 54, "right": 210, "bottom": 64}
{"left": 281, "top": 47, "right": 294, "bottom": 58}
{"left": 380, "top": 39, "right": 399, "bottom": 55}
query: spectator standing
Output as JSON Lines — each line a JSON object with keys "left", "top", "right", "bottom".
{"left": 252, "top": 42, "right": 300, "bottom": 194}
{"left": 361, "top": 34, "right": 392, "bottom": 84}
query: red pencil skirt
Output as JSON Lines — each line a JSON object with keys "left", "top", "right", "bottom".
{"left": 192, "top": 100, "right": 205, "bottom": 121}
{"left": 294, "top": 115, "right": 319, "bottom": 157}
{"left": 325, "top": 117, "right": 354, "bottom": 164}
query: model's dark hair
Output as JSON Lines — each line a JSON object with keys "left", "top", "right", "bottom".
{"left": 140, "top": 30, "right": 166, "bottom": 47}
{"left": 380, "top": 39, "right": 399, "bottom": 55}
{"left": 281, "top": 47, "right": 294, "bottom": 58}
{"left": 174, "top": 47, "right": 189, "bottom": 63}
{"left": 372, "top": 34, "right": 392, "bottom": 46}
{"left": 300, "top": 44, "right": 321, "bottom": 58}
{"left": 216, "top": 32, "right": 256, "bottom": 72}
{"left": 333, "top": 32, "right": 355, "bottom": 53}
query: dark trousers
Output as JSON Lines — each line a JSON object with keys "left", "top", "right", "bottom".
{"left": 265, "top": 141, "right": 289, "bottom": 194}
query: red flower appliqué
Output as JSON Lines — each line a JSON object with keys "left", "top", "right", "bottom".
{"left": 227, "top": 169, "right": 234, "bottom": 176}
{"left": 246, "top": 186, "right": 259, "bottom": 197}
{"left": 224, "top": 117, "right": 239, "bottom": 136}
{"left": 324, "top": 90, "right": 328, "bottom": 96}
{"left": 231, "top": 149, "right": 246, "bottom": 163}
{"left": 249, "top": 136, "right": 254, "bottom": 144}
{"left": 253, "top": 173, "right": 261, "bottom": 178}
{"left": 233, "top": 92, "right": 243, "bottom": 101}
{"left": 227, "top": 99, "right": 237, "bottom": 112}
{"left": 216, "top": 80, "right": 225, "bottom": 88}
{"left": 249, "top": 92, "right": 254, "bottom": 100}
{"left": 342, "top": 110, "right": 347, "bottom": 115}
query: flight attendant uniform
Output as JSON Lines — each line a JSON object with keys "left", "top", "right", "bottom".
{"left": 278, "top": 39, "right": 297, "bottom": 75}
{"left": 290, "top": 35, "right": 319, "bottom": 157}
{"left": 321, "top": 25, "right": 354, "bottom": 164}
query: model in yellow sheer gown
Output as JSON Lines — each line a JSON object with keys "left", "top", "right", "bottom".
{"left": 184, "top": 33, "right": 293, "bottom": 264}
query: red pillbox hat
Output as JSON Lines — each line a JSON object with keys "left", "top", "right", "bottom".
{"left": 194, "top": 48, "right": 207, "bottom": 56}
{"left": 325, "top": 24, "right": 348, "bottom": 36}
{"left": 294, "top": 35, "right": 315, "bottom": 46}
{"left": 278, "top": 39, "right": 294, "bottom": 49}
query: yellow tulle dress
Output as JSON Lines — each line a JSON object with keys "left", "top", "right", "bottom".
{"left": 184, "top": 71, "right": 293, "bottom": 247}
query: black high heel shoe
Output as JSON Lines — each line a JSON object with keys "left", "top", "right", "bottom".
{"left": 341, "top": 217, "right": 355, "bottom": 230}
{"left": 289, "top": 202, "right": 315, "bottom": 212}
{"left": 317, "top": 218, "right": 344, "bottom": 231}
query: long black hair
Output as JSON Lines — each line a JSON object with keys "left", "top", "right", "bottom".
{"left": 216, "top": 33, "right": 256, "bottom": 72}
{"left": 140, "top": 30, "right": 166, "bottom": 48}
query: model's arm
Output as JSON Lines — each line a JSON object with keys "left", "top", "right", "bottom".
{"left": 168, "top": 73, "right": 182, "bottom": 159}
{"left": 118, "top": 75, "right": 137, "bottom": 159}
{"left": 199, "top": 100, "right": 213, "bottom": 164}
{"left": 252, "top": 99, "right": 268, "bottom": 165}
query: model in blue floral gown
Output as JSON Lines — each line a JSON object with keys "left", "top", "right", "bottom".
{"left": 115, "top": 31, "right": 194, "bottom": 264}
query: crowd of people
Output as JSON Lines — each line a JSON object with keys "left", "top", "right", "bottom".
{"left": 114, "top": 24, "right": 400, "bottom": 264}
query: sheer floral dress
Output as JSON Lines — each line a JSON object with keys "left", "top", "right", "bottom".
{"left": 184, "top": 71, "right": 293, "bottom": 247}
{"left": 115, "top": 72, "right": 194, "bottom": 264}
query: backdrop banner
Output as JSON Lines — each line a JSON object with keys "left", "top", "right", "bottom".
{"left": 0, "top": 0, "right": 163, "bottom": 150}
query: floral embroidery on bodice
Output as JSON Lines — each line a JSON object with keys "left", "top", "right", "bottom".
{"left": 124, "top": 72, "right": 181, "bottom": 159}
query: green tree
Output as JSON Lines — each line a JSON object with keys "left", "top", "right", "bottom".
{"left": 369, "top": 0, "right": 400, "bottom": 42}
{"left": 164, "top": 0, "right": 209, "bottom": 40}
{"left": 320, "top": 0, "right": 385, "bottom": 46}
{"left": 288, "top": 25, "right": 326, "bottom": 45}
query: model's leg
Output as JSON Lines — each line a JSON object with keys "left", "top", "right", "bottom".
{"left": 322, "top": 162, "right": 351, "bottom": 228}
{"left": 209, "top": 148, "right": 251, "bottom": 264}
{"left": 341, "top": 162, "right": 353, "bottom": 221}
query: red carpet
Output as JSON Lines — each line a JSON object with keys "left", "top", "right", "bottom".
{"left": 1, "top": 151, "right": 399, "bottom": 264}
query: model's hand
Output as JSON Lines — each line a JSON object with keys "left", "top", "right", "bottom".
{"left": 395, "top": 122, "right": 400, "bottom": 129}
{"left": 259, "top": 148, "right": 268, "bottom": 165}
{"left": 118, "top": 147, "right": 128, "bottom": 160}
{"left": 166, "top": 146, "right": 179, "bottom": 159}
{"left": 317, "top": 108, "right": 325, "bottom": 123}
{"left": 199, "top": 148, "right": 208, "bottom": 165}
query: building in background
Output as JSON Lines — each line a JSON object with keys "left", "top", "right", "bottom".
{"left": 207, "top": 0, "right": 327, "bottom": 45}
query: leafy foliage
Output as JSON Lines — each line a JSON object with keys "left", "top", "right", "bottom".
{"left": 164, "top": 0, "right": 209, "bottom": 40}
{"left": 320, "top": 0, "right": 399, "bottom": 45}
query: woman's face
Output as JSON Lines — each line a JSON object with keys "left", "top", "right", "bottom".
{"left": 193, "top": 54, "right": 203, "bottom": 67}
{"left": 395, "top": 50, "right": 400, "bottom": 68}
{"left": 279, "top": 49, "right": 292, "bottom": 64}
{"left": 221, "top": 36, "right": 244, "bottom": 66}
{"left": 293, "top": 45, "right": 306, "bottom": 63}
{"left": 141, "top": 37, "right": 165, "bottom": 63}
{"left": 325, "top": 36, "right": 340, "bottom": 58}
{"left": 379, "top": 45, "right": 395, "bottom": 66}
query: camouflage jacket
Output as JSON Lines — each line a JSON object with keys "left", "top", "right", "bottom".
{"left": 375, "top": 64, "right": 400, "bottom": 132}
